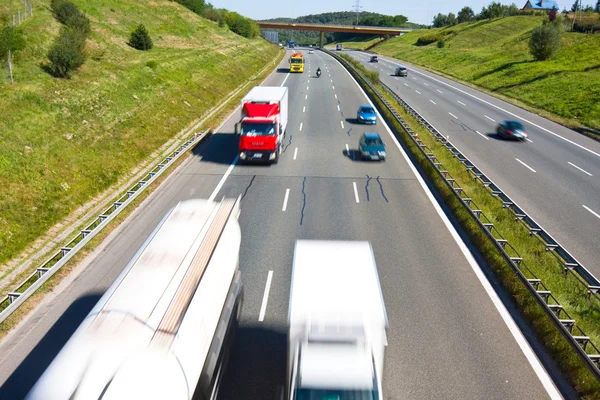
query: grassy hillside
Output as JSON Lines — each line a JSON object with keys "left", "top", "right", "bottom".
{"left": 374, "top": 16, "right": 600, "bottom": 131}
{"left": 326, "top": 36, "right": 383, "bottom": 50}
{"left": 0, "top": 0, "right": 279, "bottom": 266}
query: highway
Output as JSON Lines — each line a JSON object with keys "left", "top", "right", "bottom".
{"left": 345, "top": 49, "right": 600, "bottom": 276}
{"left": 0, "top": 49, "right": 563, "bottom": 399}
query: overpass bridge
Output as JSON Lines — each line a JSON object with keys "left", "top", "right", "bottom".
{"left": 257, "top": 21, "right": 412, "bottom": 47}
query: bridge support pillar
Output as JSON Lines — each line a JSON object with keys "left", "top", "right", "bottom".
{"left": 319, "top": 31, "right": 324, "bottom": 48}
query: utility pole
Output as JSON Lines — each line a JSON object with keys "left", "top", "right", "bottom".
{"left": 8, "top": 49, "right": 14, "bottom": 84}
{"left": 352, "top": 0, "right": 363, "bottom": 25}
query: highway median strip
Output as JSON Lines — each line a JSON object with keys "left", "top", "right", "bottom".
{"left": 335, "top": 50, "right": 600, "bottom": 398}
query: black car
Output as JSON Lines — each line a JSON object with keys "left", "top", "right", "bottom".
{"left": 496, "top": 120, "right": 528, "bottom": 141}
{"left": 370, "top": 55, "right": 379, "bottom": 63}
{"left": 395, "top": 66, "right": 407, "bottom": 77}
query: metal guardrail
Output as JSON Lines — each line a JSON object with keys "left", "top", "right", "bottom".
{"left": 0, "top": 130, "right": 211, "bottom": 324}
{"left": 325, "top": 49, "right": 600, "bottom": 381}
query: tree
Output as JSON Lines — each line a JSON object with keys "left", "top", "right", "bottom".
{"left": 457, "top": 6, "right": 475, "bottom": 23}
{"left": 548, "top": 8, "right": 558, "bottom": 22}
{"left": 447, "top": 13, "right": 457, "bottom": 26}
{"left": 129, "top": 24, "right": 153, "bottom": 50}
{"left": 47, "top": 27, "right": 86, "bottom": 78}
{"left": 529, "top": 23, "right": 560, "bottom": 61}
{"left": 1, "top": 24, "right": 26, "bottom": 83}
{"left": 571, "top": 0, "right": 579, "bottom": 12}
{"left": 432, "top": 13, "right": 449, "bottom": 27}
{"left": 596, "top": 0, "right": 600, "bottom": 12}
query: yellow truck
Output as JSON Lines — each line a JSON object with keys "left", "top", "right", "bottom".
{"left": 289, "top": 52, "right": 304, "bottom": 73}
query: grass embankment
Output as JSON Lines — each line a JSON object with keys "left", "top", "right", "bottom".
{"left": 339, "top": 52, "right": 600, "bottom": 398}
{"left": 372, "top": 16, "right": 600, "bottom": 133}
{"left": 0, "top": 0, "right": 280, "bottom": 268}
{"left": 326, "top": 36, "right": 382, "bottom": 50}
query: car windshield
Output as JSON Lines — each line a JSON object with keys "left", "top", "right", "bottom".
{"left": 397, "top": 67, "right": 406, "bottom": 71}
{"left": 241, "top": 122, "right": 276, "bottom": 136}
{"left": 295, "top": 388, "right": 378, "bottom": 400}
{"left": 506, "top": 122, "right": 524, "bottom": 130}
{"left": 360, "top": 107, "right": 375, "bottom": 114}
{"left": 365, "top": 138, "right": 383, "bottom": 146}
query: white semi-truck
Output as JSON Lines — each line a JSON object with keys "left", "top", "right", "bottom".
{"left": 287, "top": 240, "right": 388, "bottom": 399}
{"left": 27, "top": 198, "right": 243, "bottom": 400}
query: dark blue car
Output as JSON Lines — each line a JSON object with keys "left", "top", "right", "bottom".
{"left": 357, "top": 105, "right": 377, "bottom": 125}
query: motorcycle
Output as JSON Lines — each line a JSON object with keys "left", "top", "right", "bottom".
{"left": 316, "top": 70, "right": 321, "bottom": 78}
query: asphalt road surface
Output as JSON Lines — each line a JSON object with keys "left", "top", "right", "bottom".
{"left": 346, "top": 49, "right": 600, "bottom": 278}
{"left": 0, "top": 49, "right": 563, "bottom": 399}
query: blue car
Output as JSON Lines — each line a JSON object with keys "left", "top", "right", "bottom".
{"left": 357, "top": 105, "right": 377, "bottom": 125}
{"left": 359, "top": 132, "right": 386, "bottom": 161}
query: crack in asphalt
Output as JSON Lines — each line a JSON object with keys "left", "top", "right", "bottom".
{"left": 365, "top": 175, "right": 372, "bottom": 201}
{"left": 240, "top": 175, "right": 256, "bottom": 201}
{"left": 300, "top": 176, "right": 307, "bottom": 226}
{"left": 282, "top": 134, "right": 293, "bottom": 154}
{"left": 376, "top": 176, "right": 389, "bottom": 203}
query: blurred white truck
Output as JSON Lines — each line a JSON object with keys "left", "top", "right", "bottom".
{"left": 286, "top": 240, "right": 388, "bottom": 399}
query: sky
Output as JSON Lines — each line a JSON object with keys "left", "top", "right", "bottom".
{"left": 214, "top": 0, "right": 593, "bottom": 25}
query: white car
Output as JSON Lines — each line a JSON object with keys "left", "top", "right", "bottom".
{"left": 309, "top": 49, "right": 314, "bottom": 54}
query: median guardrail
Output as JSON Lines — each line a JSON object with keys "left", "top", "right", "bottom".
{"left": 0, "top": 129, "right": 210, "bottom": 324}
{"left": 324, "top": 48, "right": 600, "bottom": 382}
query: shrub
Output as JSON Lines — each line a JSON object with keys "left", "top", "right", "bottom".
{"left": 47, "top": 27, "right": 86, "bottom": 78}
{"left": 529, "top": 24, "right": 560, "bottom": 61}
{"left": 129, "top": 24, "right": 153, "bottom": 51}
{"left": 51, "top": 0, "right": 90, "bottom": 35}
{"left": 145, "top": 60, "right": 157, "bottom": 69}
{"left": 437, "top": 39, "right": 446, "bottom": 48}
{"left": 416, "top": 33, "right": 442, "bottom": 46}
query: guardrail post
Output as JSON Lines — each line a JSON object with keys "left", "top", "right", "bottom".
{"left": 60, "top": 247, "right": 72, "bottom": 256}
{"left": 81, "top": 229, "right": 92, "bottom": 238}
{"left": 37, "top": 267, "right": 49, "bottom": 278}
{"left": 8, "top": 292, "right": 21, "bottom": 303}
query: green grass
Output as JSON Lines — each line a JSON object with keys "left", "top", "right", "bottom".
{"left": 0, "top": 0, "right": 280, "bottom": 267}
{"left": 334, "top": 51, "right": 600, "bottom": 398}
{"left": 373, "top": 16, "right": 600, "bottom": 132}
{"left": 326, "top": 36, "right": 383, "bottom": 51}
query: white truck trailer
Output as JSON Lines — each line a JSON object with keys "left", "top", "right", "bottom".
{"left": 287, "top": 240, "right": 388, "bottom": 399}
{"left": 27, "top": 198, "right": 243, "bottom": 400}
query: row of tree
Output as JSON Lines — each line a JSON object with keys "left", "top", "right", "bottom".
{"left": 173, "top": 0, "right": 260, "bottom": 38}
{"left": 434, "top": 1, "right": 600, "bottom": 28}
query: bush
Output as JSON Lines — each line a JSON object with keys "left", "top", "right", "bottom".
{"left": 47, "top": 27, "right": 86, "bottom": 78}
{"left": 145, "top": 60, "right": 157, "bottom": 69}
{"left": 51, "top": 0, "right": 90, "bottom": 35}
{"left": 129, "top": 24, "right": 153, "bottom": 51}
{"left": 416, "top": 33, "right": 442, "bottom": 46}
{"left": 529, "top": 24, "right": 560, "bottom": 61}
{"left": 437, "top": 39, "right": 446, "bottom": 48}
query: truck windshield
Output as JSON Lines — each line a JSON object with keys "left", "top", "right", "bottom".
{"left": 291, "top": 59, "right": 303, "bottom": 64}
{"left": 295, "top": 388, "right": 378, "bottom": 400}
{"left": 241, "top": 122, "right": 276, "bottom": 136}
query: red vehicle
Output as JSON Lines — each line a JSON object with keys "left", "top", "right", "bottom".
{"left": 236, "top": 86, "right": 289, "bottom": 164}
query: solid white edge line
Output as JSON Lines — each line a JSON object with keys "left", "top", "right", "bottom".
{"left": 516, "top": 158, "right": 537, "bottom": 173}
{"left": 568, "top": 162, "right": 593, "bottom": 177}
{"left": 475, "top": 130, "right": 490, "bottom": 140}
{"left": 293, "top": 147, "right": 298, "bottom": 160}
{"left": 299, "top": 122, "right": 303, "bottom": 131}
{"left": 328, "top": 51, "right": 561, "bottom": 399}
{"left": 282, "top": 188, "right": 290, "bottom": 211}
{"left": 449, "top": 112, "right": 458, "bottom": 119}
{"left": 258, "top": 270, "right": 273, "bottom": 322}
{"left": 280, "top": 72, "right": 290, "bottom": 87}
{"left": 485, "top": 115, "right": 496, "bottom": 122}
{"left": 583, "top": 205, "right": 600, "bottom": 220}
{"left": 208, "top": 156, "right": 238, "bottom": 202}
{"left": 352, "top": 182, "right": 360, "bottom": 203}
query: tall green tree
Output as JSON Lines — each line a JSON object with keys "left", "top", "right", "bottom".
{"left": 529, "top": 23, "right": 560, "bottom": 61}
{"left": 457, "top": 6, "right": 475, "bottom": 23}
{"left": 595, "top": 0, "right": 600, "bottom": 12}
